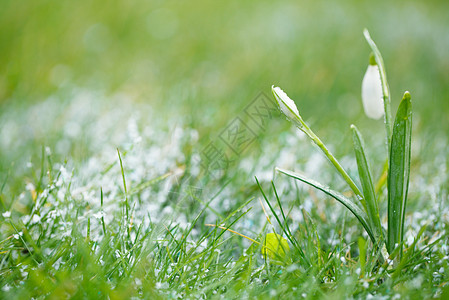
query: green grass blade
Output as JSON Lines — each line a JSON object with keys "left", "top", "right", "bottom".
{"left": 276, "top": 167, "right": 376, "bottom": 244}
{"left": 391, "top": 223, "right": 427, "bottom": 279}
{"left": 351, "top": 124, "right": 382, "bottom": 240}
{"left": 387, "top": 92, "right": 412, "bottom": 255}
{"left": 358, "top": 237, "right": 367, "bottom": 277}
{"left": 117, "top": 148, "right": 129, "bottom": 220}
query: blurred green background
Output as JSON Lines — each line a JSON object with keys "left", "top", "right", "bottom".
{"left": 1, "top": 0, "right": 448, "bottom": 150}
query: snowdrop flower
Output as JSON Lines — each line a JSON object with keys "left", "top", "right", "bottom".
{"left": 271, "top": 86, "right": 301, "bottom": 123}
{"left": 361, "top": 55, "right": 384, "bottom": 119}
{"left": 271, "top": 85, "right": 315, "bottom": 138}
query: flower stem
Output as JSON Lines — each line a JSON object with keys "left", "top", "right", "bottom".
{"left": 293, "top": 117, "right": 365, "bottom": 206}
{"left": 364, "top": 29, "right": 393, "bottom": 155}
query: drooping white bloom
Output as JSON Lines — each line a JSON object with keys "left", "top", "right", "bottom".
{"left": 271, "top": 86, "right": 300, "bottom": 121}
{"left": 361, "top": 62, "right": 384, "bottom": 120}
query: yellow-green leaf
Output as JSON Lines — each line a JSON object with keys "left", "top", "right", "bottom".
{"left": 262, "top": 233, "right": 290, "bottom": 260}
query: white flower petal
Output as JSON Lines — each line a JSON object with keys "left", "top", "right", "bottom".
{"left": 272, "top": 86, "right": 300, "bottom": 121}
{"left": 361, "top": 65, "right": 384, "bottom": 120}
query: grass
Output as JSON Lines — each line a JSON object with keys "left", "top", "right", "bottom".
{"left": 1, "top": 0, "right": 449, "bottom": 298}
{"left": 0, "top": 87, "right": 447, "bottom": 299}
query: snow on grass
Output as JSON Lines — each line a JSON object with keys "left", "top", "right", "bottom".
{"left": 0, "top": 86, "right": 448, "bottom": 298}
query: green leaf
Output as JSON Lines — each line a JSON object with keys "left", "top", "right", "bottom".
{"left": 387, "top": 92, "right": 412, "bottom": 255}
{"left": 351, "top": 125, "right": 382, "bottom": 240}
{"left": 276, "top": 167, "right": 376, "bottom": 243}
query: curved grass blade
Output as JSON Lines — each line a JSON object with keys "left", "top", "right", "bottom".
{"left": 276, "top": 167, "right": 376, "bottom": 243}
{"left": 351, "top": 124, "right": 382, "bottom": 240}
{"left": 387, "top": 92, "right": 412, "bottom": 255}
